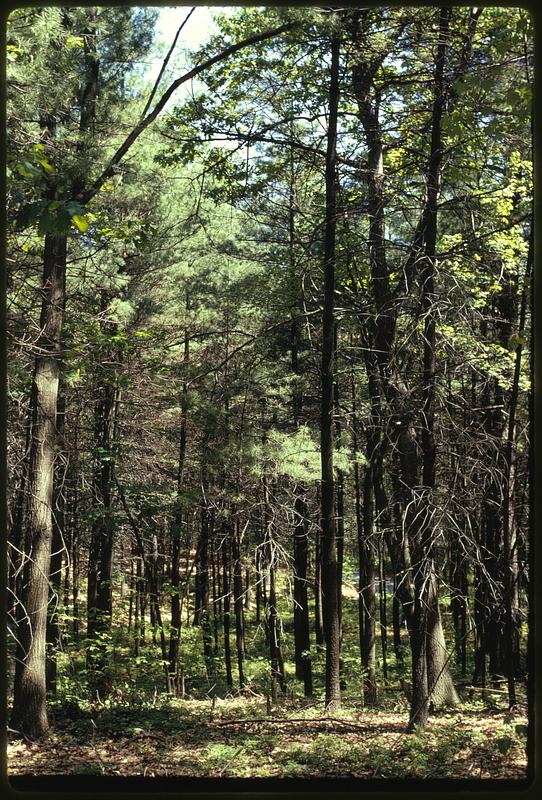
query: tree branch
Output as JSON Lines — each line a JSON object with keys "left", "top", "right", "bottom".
{"left": 79, "top": 21, "right": 295, "bottom": 204}
{"left": 140, "top": 6, "right": 196, "bottom": 119}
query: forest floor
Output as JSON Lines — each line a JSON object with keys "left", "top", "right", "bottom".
{"left": 8, "top": 695, "right": 528, "bottom": 780}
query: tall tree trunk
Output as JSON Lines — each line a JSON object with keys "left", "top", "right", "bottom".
{"left": 314, "top": 525, "right": 325, "bottom": 649}
{"left": 334, "top": 324, "right": 345, "bottom": 689}
{"left": 169, "top": 330, "right": 189, "bottom": 694}
{"left": 333, "top": 323, "right": 344, "bottom": 656}
{"left": 359, "top": 334, "right": 381, "bottom": 705}
{"left": 255, "top": 547, "right": 262, "bottom": 626}
{"left": 291, "top": 285, "right": 313, "bottom": 695}
{"left": 262, "top": 471, "right": 286, "bottom": 700}
{"left": 408, "top": 7, "right": 459, "bottom": 730}
{"left": 320, "top": 26, "right": 341, "bottom": 712}
{"left": 500, "top": 229, "right": 531, "bottom": 703}
{"left": 232, "top": 518, "right": 246, "bottom": 688}
{"left": 351, "top": 346, "right": 377, "bottom": 683}
{"left": 361, "top": 457, "right": 377, "bottom": 705}
{"left": 378, "top": 543, "right": 388, "bottom": 682}
{"left": 70, "top": 410, "right": 80, "bottom": 640}
{"left": 11, "top": 232, "right": 67, "bottom": 739}
{"left": 134, "top": 553, "right": 141, "bottom": 656}
{"left": 195, "top": 495, "right": 211, "bottom": 627}
{"left": 293, "top": 492, "right": 312, "bottom": 695}
{"left": 212, "top": 526, "right": 220, "bottom": 656}
{"left": 46, "top": 392, "right": 67, "bottom": 696}
{"left": 222, "top": 529, "right": 233, "bottom": 690}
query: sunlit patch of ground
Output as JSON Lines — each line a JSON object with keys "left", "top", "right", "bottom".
{"left": 8, "top": 697, "right": 528, "bottom": 779}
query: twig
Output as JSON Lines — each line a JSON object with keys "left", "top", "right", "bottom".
{"left": 213, "top": 716, "right": 376, "bottom": 732}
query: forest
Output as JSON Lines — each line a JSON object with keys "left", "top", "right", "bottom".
{"left": 6, "top": 3, "right": 533, "bottom": 783}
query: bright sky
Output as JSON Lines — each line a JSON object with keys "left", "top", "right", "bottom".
{"left": 146, "top": 5, "right": 230, "bottom": 83}
{"left": 142, "top": 5, "right": 240, "bottom": 119}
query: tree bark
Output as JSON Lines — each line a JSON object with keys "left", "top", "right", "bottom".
{"left": 11, "top": 8, "right": 99, "bottom": 735}
{"left": 501, "top": 228, "right": 532, "bottom": 703}
{"left": 169, "top": 329, "right": 189, "bottom": 694}
{"left": 232, "top": 518, "right": 246, "bottom": 688}
{"left": 320, "top": 26, "right": 341, "bottom": 712}
{"left": 293, "top": 492, "right": 312, "bottom": 695}
{"left": 408, "top": 7, "right": 459, "bottom": 730}
{"left": 361, "top": 457, "right": 377, "bottom": 705}
{"left": 11, "top": 234, "right": 67, "bottom": 739}
{"left": 291, "top": 295, "right": 313, "bottom": 695}
{"left": 222, "top": 529, "right": 233, "bottom": 690}
{"left": 314, "top": 524, "right": 325, "bottom": 649}
{"left": 45, "top": 392, "right": 67, "bottom": 696}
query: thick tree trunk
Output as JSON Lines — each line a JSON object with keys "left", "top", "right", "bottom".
{"left": 11, "top": 233, "right": 67, "bottom": 739}
{"left": 426, "top": 573, "right": 460, "bottom": 709}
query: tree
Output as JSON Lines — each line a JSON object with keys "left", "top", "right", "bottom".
{"left": 320, "top": 23, "right": 341, "bottom": 711}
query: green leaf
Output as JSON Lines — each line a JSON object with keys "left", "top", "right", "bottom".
{"left": 37, "top": 157, "right": 55, "bottom": 174}
{"left": 71, "top": 214, "right": 89, "bottom": 233}
{"left": 66, "top": 35, "right": 84, "bottom": 49}
{"left": 16, "top": 160, "right": 40, "bottom": 179}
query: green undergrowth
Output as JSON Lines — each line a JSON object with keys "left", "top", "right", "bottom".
{"left": 8, "top": 567, "right": 528, "bottom": 732}
{"left": 10, "top": 695, "right": 528, "bottom": 779}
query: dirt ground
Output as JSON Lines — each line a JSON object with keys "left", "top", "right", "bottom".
{"left": 7, "top": 697, "right": 529, "bottom": 780}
